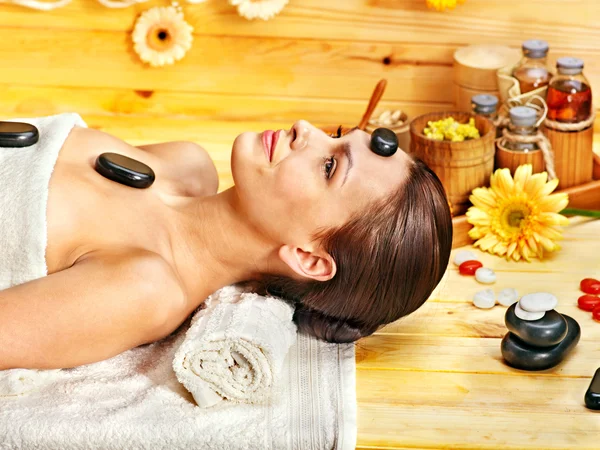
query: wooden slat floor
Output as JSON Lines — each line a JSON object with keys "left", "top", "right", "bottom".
{"left": 5, "top": 112, "right": 600, "bottom": 449}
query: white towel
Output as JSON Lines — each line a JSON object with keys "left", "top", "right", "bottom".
{"left": 172, "top": 284, "right": 298, "bottom": 408}
{"left": 0, "top": 112, "right": 87, "bottom": 397}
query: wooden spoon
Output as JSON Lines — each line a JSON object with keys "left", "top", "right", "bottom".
{"left": 357, "top": 79, "right": 388, "bottom": 131}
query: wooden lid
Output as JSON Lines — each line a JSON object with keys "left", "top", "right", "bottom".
{"left": 454, "top": 45, "right": 521, "bottom": 90}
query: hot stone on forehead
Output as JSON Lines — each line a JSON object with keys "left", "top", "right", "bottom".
{"left": 370, "top": 128, "right": 398, "bottom": 157}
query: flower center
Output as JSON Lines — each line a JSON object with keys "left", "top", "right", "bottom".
{"left": 507, "top": 210, "right": 526, "bottom": 228}
{"left": 146, "top": 25, "right": 174, "bottom": 51}
{"left": 500, "top": 203, "right": 530, "bottom": 232}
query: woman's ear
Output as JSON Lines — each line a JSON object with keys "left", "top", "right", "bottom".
{"left": 278, "top": 244, "right": 336, "bottom": 282}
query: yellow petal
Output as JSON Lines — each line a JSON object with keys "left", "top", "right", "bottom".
{"left": 492, "top": 241, "right": 508, "bottom": 255}
{"left": 507, "top": 241, "right": 518, "bottom": 258}
{"left": 469, "top": 189, "right": 497, "bottom": 210}
{"left": 538, "top": 226, "right": 564, "bottom": 241}
{"left": 538, "top": 212, "right": 569, "bottom": 227}
{"left": 536, "top": 178, "right": 560, "bottom": 199}
{"left": 494, "top": 169, "right": 515, "bottom": 198}
{"left": 514, "top": 164, "right": 533, "bottom": 191}
{"left": 537, "top": 193, "right": 569, "bottom": 212}
{"left": 527, "top": 236, "right": 539, "bottom": 255}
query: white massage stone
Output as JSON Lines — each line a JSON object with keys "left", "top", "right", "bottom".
{"left": 497, "top": 288, "right": 519, "bottom": 307}
{"left": 473, "top": 289, "right": 496, "bottom": 309}
{"left": 515, "top": 302, "right": 545, "bottom": 321}
{"left": 519, "top": 292, "right": 558, "bottom": 313}
{"left": 454, "top": 250, "right": 478, "bottom": 266}
{"left": 475, "top": 267, "right": 496, "bottom": 284}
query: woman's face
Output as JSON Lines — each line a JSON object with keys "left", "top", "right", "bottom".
{"left": 231, "top": 119, "right": 412, "bottom": 249}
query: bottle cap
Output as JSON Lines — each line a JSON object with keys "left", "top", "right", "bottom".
{"left": 509, "top": 106, "right": 537, "bottom": 127}
{"left": 557, "top": 57, "right": 584, "bottom": 75}
{"left": 522, "top": 40, "right": 549, "bottom": 59}
{"left": 471, "top": 94, "right": 499, "bottom": 115}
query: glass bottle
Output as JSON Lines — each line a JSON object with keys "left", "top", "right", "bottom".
{"left": 546, "top": 57, "right": 593, "bottom": 123}
{"left": 505, "top": 106, "right": 539, "bottom": 152}
{"left": 472, "top": 94, "right": 501, "bottom": 138}
{"left": 471, "top": 94, "right": 498, "bottom": 120}
{"left": 512, "top": 40, "right": 552, "bottom": 94}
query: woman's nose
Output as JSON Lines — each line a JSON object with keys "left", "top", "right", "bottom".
{"left": 290, "top": 120, "right": 312, "bottom": 151}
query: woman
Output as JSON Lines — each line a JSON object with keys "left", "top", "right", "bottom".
{"left": 0, "top": 119, "right": 452, "bottom": 370}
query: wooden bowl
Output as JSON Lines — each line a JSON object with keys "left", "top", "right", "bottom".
{"left": 410, "top": 111, "right": 496, "bottom": 216}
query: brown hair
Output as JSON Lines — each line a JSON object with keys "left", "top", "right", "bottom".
{"left": 260, "top": 158, "right": 453, "bottom": 343}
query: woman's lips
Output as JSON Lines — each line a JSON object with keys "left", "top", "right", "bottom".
{"left": 262, "top": 130, "right": 281, "bottom": 162}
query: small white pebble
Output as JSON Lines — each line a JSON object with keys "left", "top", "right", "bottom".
{"left": 473, "top": 289, "right": 496, "bottom": 309}
{"left": 497, "top": 288, "right": 519, "bottom": 307}
{"left": 453, "top": 250, "right": 478, "bottom": 266}
{"left": 515, "top": 302, "right": 545, "bottom": 321}
{"left": 475, "top": 267, "right": 496, "bottom": 284}
{"left": 379, "top": 110, "right": 391, "bottom": 121}
{"left": 519, "top": 292, "right": 558, "bottom": 313}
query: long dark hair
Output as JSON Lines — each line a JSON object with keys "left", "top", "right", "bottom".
{"left": 259, "top": 158, "right": 452, "bottom": 343}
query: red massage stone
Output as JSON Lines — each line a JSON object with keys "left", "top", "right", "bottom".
{"left": 578, "top": 294, "right": 600, "bottom": 312}
{"left": 459, "top": 260, "right": 483, "bottom": 276}
{"left": 581, "top": 278, "right": 600, "bottom": 295}
{"left": 593, "top": 305, "right": 600, "bottom": 322}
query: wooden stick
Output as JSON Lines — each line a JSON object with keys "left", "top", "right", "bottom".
{"left": 358, "top": 79, "right": 387, "bottom": 131}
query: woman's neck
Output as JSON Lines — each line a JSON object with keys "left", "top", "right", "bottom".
{"left": 163, "top": 187, "right": 280, "bottom": 309}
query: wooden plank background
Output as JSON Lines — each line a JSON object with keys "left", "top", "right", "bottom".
{"left": 1, "top": 1, "right": 600, "bottom": 449}
{"left": 0, "top": 0, "right": 599, "bottom": 130}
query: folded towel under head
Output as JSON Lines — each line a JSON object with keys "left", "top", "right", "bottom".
{"left": 173, "top": 284, "right": 298, "bottom": 408}
{"left": 0, "top": 113, "right": 87, "bottom": 397}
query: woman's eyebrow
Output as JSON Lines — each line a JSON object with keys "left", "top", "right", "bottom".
{"left": 341, "top": 141, "right": 353, "bottom": 187}
{"left": 339, "top": 126, "right": 360, "bottom": 187}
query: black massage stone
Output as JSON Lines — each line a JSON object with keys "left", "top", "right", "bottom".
{"left": 585, "top": 368, "right": 600, "bottom": 410}
{"left": 0, "top": 121, "right": 39, "bottom": 148}
{"left": 505, "top": 304, "right": 568, "bottom": 347}
{"left": 501, "top": 314, "right": 580, "bottom": 371}
{"left": 95, "top": 153, "right": 155, "bottom": 189}
{"left": 370, "top": 128, "right": 398, "bottom": 157}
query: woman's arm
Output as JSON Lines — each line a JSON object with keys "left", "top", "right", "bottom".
{"left": 0, "top": 250, "right": 186, "bottom": 370}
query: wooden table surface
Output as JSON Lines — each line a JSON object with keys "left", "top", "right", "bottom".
{"left": 357, "top": 216, "right": 600, "bottom": 449}
{"left": 6, "top": 113, "right": 600, "bottom": 449}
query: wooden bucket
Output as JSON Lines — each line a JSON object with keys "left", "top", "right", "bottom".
{"left": 594, "top": 152, "right": 600, "bottom": 180}
{"left": 410, "top": 112, "right": 496, "bottom": 216}
{"left": 543, "top": 125, "right": 594, "bottom": 189}
{"left": 453, "top": 45, "right": 520, "bottom": 112}
{"left": 495, "top": 143, "right": 545, "bottom": 175}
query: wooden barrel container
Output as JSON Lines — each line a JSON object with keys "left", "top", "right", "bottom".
{"left": 454, "top": 45, "right": 520, "bottom": 112}
{"left": 495, "top": 144, "right": 545, "bottom": 175}
{"left": 543, "top": 125, "right": 594, "bottom": 189}
{"left": 410, "top": 112, "right": 496, "bottom": 216}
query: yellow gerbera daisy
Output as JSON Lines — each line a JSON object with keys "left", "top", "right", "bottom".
{"left": 426, "top": 0, "right": 465, "bottom": 11}
{"left": 466, "top": 164, "right": 569, "bottom": 262}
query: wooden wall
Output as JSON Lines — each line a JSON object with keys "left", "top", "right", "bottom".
{"left": 0, "top": 0, "right": 598, "bottom": 133}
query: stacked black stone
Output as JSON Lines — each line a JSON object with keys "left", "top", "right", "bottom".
{"left": 501, "top": 303, "right": 581, "bottom": 371}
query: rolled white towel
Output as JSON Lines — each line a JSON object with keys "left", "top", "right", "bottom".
{"left": 172, "top": 284, "right": 297, "bottom": 408}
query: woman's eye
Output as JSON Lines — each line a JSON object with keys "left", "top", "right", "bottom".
{"left": 323, "top": 156, "right": 337, "bottom": 179}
